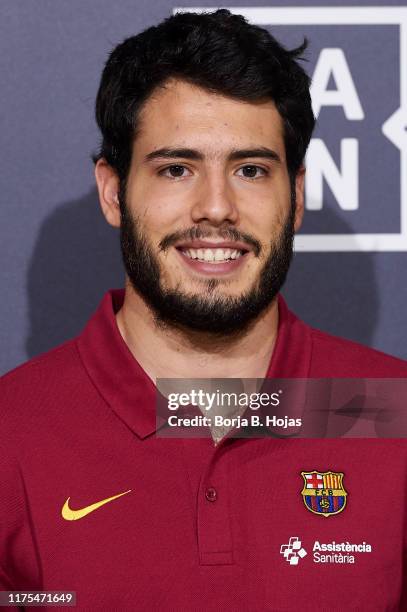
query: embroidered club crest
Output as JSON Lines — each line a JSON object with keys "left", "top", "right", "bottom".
{"left": 301, "top": 471, "right": 347, "bottom": 517}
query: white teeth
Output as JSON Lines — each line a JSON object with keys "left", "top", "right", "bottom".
{"left": 203, "top": 249, "right": 213, "bottom": 261}
{"left": 214, "top": 248, "right": 224, "bottom": 261}
{"left": 182, "top": 247, "right": 244, "bottom": 262}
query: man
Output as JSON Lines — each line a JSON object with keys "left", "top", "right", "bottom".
{"left": 1, "top": 9, "right": 406, "bottom": 610}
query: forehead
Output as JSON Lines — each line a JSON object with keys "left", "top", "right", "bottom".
{"left": 135, "top": 78, "right": 285, "bottom": 158}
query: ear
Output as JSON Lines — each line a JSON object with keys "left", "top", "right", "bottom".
{"left": 293, "top": 165, "right": 306, "bottom": 233}
{"left": 94, "top": 158, "right": 121, "bottom": 228}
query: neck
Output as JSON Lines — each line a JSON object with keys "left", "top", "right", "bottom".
{"left": 116, "top": 282, "right": 279, "bottom": 382}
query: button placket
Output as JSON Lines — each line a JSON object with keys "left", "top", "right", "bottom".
{"left": 198, "top": 445, "right": 234, "bottom": 565}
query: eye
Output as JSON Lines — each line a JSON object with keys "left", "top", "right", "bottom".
{"left": 159, "top": 165, "right": 191, "bottom": 179}
{"left": 236, "top": 165, "right": 268, "bottom": 179}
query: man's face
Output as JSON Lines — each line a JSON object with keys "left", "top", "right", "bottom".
{"left": 116, "top": 79, "right": 304, "bottom": 334}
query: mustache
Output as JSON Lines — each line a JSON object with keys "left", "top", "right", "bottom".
{"left": 158, "top": 226, "right": 262, "bottom": 257}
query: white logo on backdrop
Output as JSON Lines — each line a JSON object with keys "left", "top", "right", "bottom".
{"left": 174, "top": 7, "right": 407, "bottom": 252}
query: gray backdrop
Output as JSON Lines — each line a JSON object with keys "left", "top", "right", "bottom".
{"left": 1, "top": 0, "right": 406, "bottom": 376}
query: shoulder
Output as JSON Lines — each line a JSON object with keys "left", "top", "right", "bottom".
{"left": 1, "top": 339, "right": 80, "bottom": 388}
{"left": 0, "top": 339, "right": 84, "bottom": 427}
{"left": 309, "top": 326, "right": 407, "bottom": 377}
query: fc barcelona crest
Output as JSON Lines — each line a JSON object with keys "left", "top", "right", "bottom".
{"left": 300, "top": 471, "right": 348, "bottom": 517}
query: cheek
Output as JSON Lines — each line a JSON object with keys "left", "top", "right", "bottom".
{"left": 129, "top": 175, "right": 189, "bottom": 226}
{"left": 245, "top": 201, "right": 285, "bottom": 246}
{"left": 254, "top": 185, "right": 291, "bottom": 236}
{"left": 144, "top": 209, "right": 186, "bottom": 248}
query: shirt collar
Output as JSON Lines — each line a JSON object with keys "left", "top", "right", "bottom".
{"left": 77, "top": 289, "right": 312, "bottom": 439}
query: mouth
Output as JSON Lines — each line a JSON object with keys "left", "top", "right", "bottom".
{"left": 177, "top": 246, "right": 246, "bottom": 263}
{"left": 174, "top": 242, "right": 251, "bottom": 275}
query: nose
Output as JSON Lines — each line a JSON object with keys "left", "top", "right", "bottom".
{"left": 190, "top": 171, "right": 239, "bottom": 226}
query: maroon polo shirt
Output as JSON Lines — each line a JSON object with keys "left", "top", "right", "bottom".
{"left": 1, "top": 289, "right": 407, "bottom": 611}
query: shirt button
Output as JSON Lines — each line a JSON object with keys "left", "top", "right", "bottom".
{"left": 205, "top": 487, "right": 217, "bottom": 502}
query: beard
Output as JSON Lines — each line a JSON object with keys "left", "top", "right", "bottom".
{"left": 119, "top": 192, "right": 295, "bottom": 336}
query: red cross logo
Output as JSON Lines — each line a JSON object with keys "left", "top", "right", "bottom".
{"left": 305, "top": 473, "right": 323, "bottom": 489}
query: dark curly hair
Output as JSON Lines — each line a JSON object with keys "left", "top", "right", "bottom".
{"left": 93, "top": 9, "right": 315, "bottom": 186}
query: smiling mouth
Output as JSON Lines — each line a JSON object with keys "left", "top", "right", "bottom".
{"left": 176, "top": 246, "right": 248, "bottom": 264}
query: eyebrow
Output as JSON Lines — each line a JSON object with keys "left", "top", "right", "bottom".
{"left": 143, "top": 147, "right": 281, "bottom": 163}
